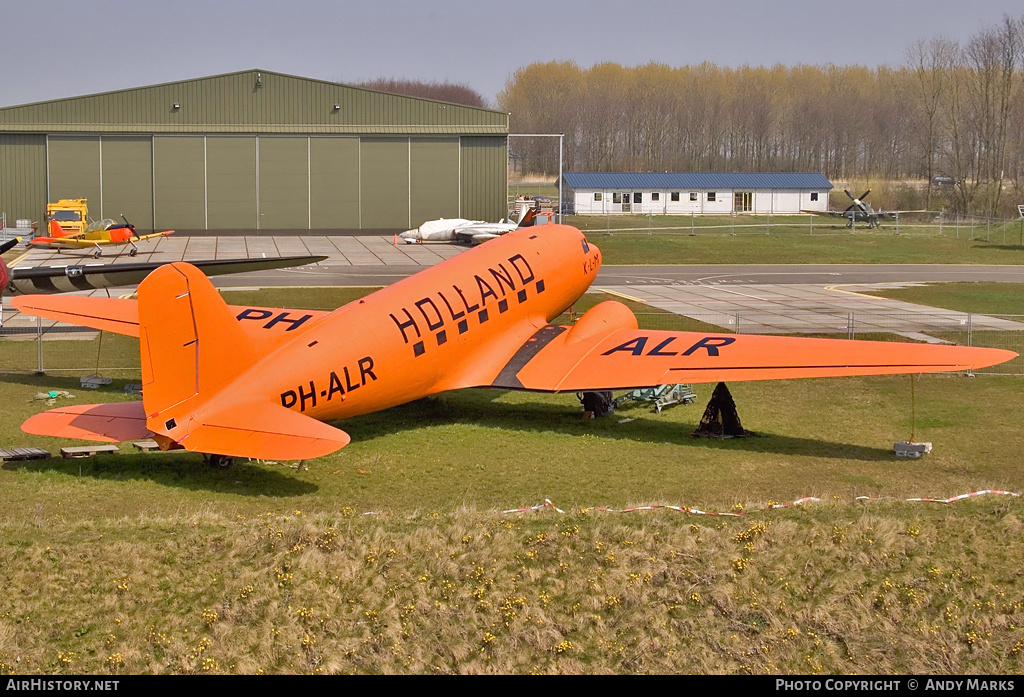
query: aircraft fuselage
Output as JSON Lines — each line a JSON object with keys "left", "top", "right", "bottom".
{"left": 249, "top": 225, "right": 601, "bottom": 422}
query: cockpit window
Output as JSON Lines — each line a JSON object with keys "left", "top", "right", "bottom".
{"left": 581, "top": 238, "right": 589, "bottom": 254}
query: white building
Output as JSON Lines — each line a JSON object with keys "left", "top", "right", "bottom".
{"left": 563, "top": 172, "right": 832, "bottom": 215}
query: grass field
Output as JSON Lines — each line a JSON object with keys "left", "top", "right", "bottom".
{"left": 860, "top": 282, "right": 1024, "bottom": 316}
{"left": 574, "top": 216, "right": 1024, "bottom": 266}
{"left": 2, "top": 286, "right": 1023, "bottom": 674}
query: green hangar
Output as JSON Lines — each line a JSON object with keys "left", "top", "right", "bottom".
{"left": 0, "top": 69, "right": 509, "bottom": 232}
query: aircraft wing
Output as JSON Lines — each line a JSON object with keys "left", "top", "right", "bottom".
{"left": 454, "top": 224, "right": 516, "bottom": 244}
{"left": 11, "top": 295, "right": 330, "bottom": 339}
{"left": 132, "top": 230, "right": 174, "bottom": 242}
{"left": 490, "top": 326, "right": 1016, "bottom": 391}
{"left": 7, "top": 255, "right": 327, "bottom": 296}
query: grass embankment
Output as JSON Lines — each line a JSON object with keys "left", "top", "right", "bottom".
{"left": 3, "top": 504, "right": 1024, "bottom": 674}
{"left": 2, "top": 288, "right": 1023, "bottom": 674}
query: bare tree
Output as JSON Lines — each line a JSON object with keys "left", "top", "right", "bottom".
{"left": 355, "top": 79, "right": 489, "bottom": 108}
{"left": 495, "top": 22, "right": 1024, "bottom": 215}
{"left": 962, "top": 15, "right": 1022, "bottom": 215}
{"left": 906, "top": 38, "right": 958, "bottom": 208}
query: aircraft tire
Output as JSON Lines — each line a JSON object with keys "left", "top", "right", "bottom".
{"left": 208, "top": 454, "right": 234, "bottom": 468}
{"left": 129, "top": 248, "right": 138, "bottom": 257}
{"left": 580, "top": 390, "right": 615, "bottom": 417}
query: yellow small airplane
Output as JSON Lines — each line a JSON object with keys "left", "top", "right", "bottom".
{"left": 29, "top": 217, "right": 173, "bottom": 258}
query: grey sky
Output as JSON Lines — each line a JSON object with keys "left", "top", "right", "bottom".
{"left": 1, "top": 0, "right": 1020, "bottom": 109}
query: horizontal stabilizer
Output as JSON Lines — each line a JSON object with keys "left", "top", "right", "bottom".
{"left": 174, "top": 399, "right": 351, "bottom": 461}
{"left": 12, "top": 295, "right": 329, "bottom": 339}
{"left": 12, "top": 296, "right": 141, "bottom": 336}
{"left": 22, "top": 401, "right": 153, "bottom": 443}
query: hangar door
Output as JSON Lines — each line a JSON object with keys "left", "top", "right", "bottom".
{"left": 360, "top": 137, "right": 461, "bottom": 229}
{"left": 258, "top": 136, "right": 308, "bottom": 229}
{"left": 310, "top": 137, "right": 359, "bottom": 229}
{"left": 47, "top": 135, "right": 155, "bottom": 230}
{"left": 410, "top": 138, "right": 459, "bottom": 226}
{"left": 258, "top": 136, "right": 460, "bottom": 229}
{"left": 46, "top": 135, "right": 470, "bottom": 231}
{"left": 206, "top": 136, "right": 257, "bottom": 229}
{"left": 154, "top": 136, "right": 205, "bottom": 230}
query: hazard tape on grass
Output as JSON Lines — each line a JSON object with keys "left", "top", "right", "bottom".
{"left": 504, "top": 490, "right": 1020, "bottom": 517}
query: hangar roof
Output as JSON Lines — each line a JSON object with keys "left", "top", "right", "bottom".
{"left": 0, "top": 69, "right": 508, "bottom": 135}
{"left": 563, "top": 172, "right": 833, "bottom": 190}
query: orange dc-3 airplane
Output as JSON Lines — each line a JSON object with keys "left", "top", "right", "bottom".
{"left": 13, "top": 224, "right": 1017, "bottom": 467}
{"left": 29, "top": 218, "right": 173, "bottom": 258}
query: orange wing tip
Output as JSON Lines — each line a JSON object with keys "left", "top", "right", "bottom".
{"left": 22, "top": 402, "right": 153, "bottom": 443}
{"left": 969, "top": 347, "right": 1018, "bottom": 369}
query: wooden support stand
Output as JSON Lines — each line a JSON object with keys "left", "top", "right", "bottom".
{"left": 60, "top": 445, "right": 119, "bottom": 459}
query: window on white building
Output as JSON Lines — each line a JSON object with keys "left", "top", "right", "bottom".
{"left": 671, "top": 192, "right": 680, "bottom": 202}
{"left": 810, "top": 192, "right": 818, "bottom": 201}
{"left": 613, "top": 193, "right": 622, "bottom": 204}
{"left": 594, "top": 192, "right": 603, "bottom": 202}
{"left": 707, "top": 192, "right": 717, "bottom": 202}
{"left": 689, "top": 192, "right": 698, "bottom": 201}
{"left": 651, "top": 192, "right": 660, "bottom": 202}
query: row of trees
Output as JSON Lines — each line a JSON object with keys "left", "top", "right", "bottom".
{"left": 498, "top": 15, "right": 1024, "bottom": 217}
{"left": 355, "top": 79, "right": 488, "bottom": 108}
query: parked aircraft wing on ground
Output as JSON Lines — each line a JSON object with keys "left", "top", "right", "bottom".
{"left": 4, "top": 255, "right": 327, "bottom": 297}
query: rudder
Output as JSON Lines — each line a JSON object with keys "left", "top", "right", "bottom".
{"left": 137, "top": 262, "right": 260, "bottom": 419}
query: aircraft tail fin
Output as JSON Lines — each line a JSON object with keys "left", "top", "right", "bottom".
{"left": 518, "top": 206, "right": 539, "bottom": 228}
{"left": 137, "top": 262, "right": 266, "bottom": 419}
{"left": 135, "top": 262, "right": 350, "bottom": 460}
{"left": 48, "top": 220, "right": 68, "bottom": 238}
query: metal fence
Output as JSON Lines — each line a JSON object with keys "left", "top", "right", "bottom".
{"left": 570, "top": 213, "right": 1024, "bottom": 240}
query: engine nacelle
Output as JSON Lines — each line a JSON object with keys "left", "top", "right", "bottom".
{"left": 564, "top": 300, "right": 638, "bottom": 346}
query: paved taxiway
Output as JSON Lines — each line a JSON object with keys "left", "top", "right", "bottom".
{"left": 5, "top": 235, "right": 1024, "bottom": 339}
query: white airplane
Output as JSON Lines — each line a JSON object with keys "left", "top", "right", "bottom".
{"left": 400, "top": 206, "right": 538, "bottom": 245}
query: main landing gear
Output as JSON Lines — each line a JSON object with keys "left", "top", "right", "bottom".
{"left": 204, "top": 453, "right": 235, "bottom": 468}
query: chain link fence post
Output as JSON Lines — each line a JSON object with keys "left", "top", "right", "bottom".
{"left": 35, "top": 315, "right": 44, "bottom": 375}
